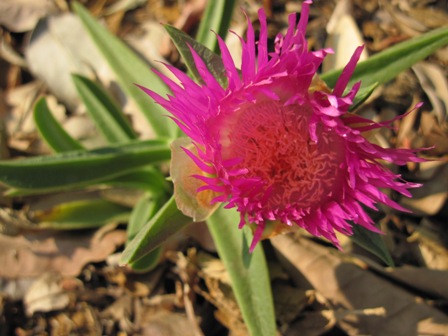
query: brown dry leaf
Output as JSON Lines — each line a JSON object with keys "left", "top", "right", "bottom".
{"left": 272, "top": 234, "right": 448, "bottom": 336}
{"left": 0, "top": 277, "right": 36, "bottom": 301}
{"left": 5, "top": 80, "right": 44, "bottom": 136}
{"left": 0, "top": 224, "right": 126, "bottom": 278}
{"left": 381, "top": 0, "right": 428, "bottom": 37}
{"left": 23, "top": 272, "right": 69, "bottom": 316}
{"left": 400, "top": 161, "right": 448, "bottom": 216}
{"left": 361, "top": 259, "right": 448, "bottom": 300}
{"left": 419, "top": 113, "right": 448, "bottom": 156}
{"left": 408, "top": 218, "right": 448, "bottom": 270}
{"left": 382, "top": 0, "right": 448, "bottom": 37}
{"left": 5, "top": 90, "right": 67, "bottom": 154}
{"left": 70, "top": 303, "right": 102, "bottom": 336}
{"left": 273, "top": 282, "right": 308, "bottom": 325}
{"left": 25, "top": 13, "right": 106, "bottom": 110}
{"left": 0, "top": 0, "right": 58, "bottom": 32}
{"left": 126, "top": 21, "right": 171, "bottom": 73}
{"left": 62, "top": 113, "right": 103, "bottom": 149}
{"left": 103, "top": 0, "right": 147, "bottom": 16}
{"left": 50, "top": 306, "right": 104, "bottom": 336}
{"left": 413, "top": 62, "right": 448, "bottom": 124}
{"left": 101, "top": 295, "right": 137, "bottom": 334}
{"left": 285, "top": 311, "right": 335, "bottom": 336}
{"left": 323, "top": 0, "right": 368, "bottom": 72}
{"left": 167, "top": 250, "right": 204, "bottom": 336}
{"left": 140, "top": 311, "right": 199, "bottom": 336}
{"left": 171, "top": 0, "right": 207, "bottom": 33}
{"left": 283, "top": 290, "right": 336, "bottom": 336}
{"left": 48, "top": 313, "right": 74, "bottom": 336}
{"left": 197, "top": 251, "right": 230, "bottom": 285}
{"left": 196, "top": 252, "right": 248, "bottom": 336}
{"left": 157, "top": 0, "right": 207, "bottom": 57}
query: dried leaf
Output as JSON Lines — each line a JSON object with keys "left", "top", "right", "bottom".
{"left": 418, "top": 113, "right": 448, "bottom": 156}
{"left": 196, "top": 252, "right": 247, "bottom": 335}
{"left": 272, "top": 283, "right": 308, "bottom": 325}
{"left": 5, "top": 81, "right": 45, "bottom": 137}
{"left": 0, "top": 0, "right": 57, "bottom": 32}
{"left": 363, "top": 260, "right": 448, "bottom": 300}
{"left": 272, "top": 235, "right": 448, "bottom": 335}
{"left": 25, "top": 13, "right": 105, "bottom": 109}
{"left": 408, "top": 218, "right": 448, "bottom": 270}
{"left": 0, "top": 224, "right": 126, "bottom": 278}
{"left": 0, "top": 277, "right": 36, "bottom": 301}
{"left": 413, "top": 62, "right": 448, "bottom": 123}
{"left": 285, "top": 310, "right": 336, "bottom": 336}
{"left": 382, "top": 1, "right": 448, "bottom": 36}
{"left": 323, "top": 0, "right": 368, "bottom": 72}
{"left": 140, "top": 311, "right": 199, "bottom": 336}
{"left": 23, "top": 272, "right": 69, "bottom": 316}
{"left": 401, "top": 162, "right": 448, "bottom": 216}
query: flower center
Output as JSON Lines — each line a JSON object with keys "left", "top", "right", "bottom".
{"left": 223, "top": 101, "right": 345, "bottom": 210}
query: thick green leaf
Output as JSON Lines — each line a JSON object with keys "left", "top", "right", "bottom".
{"left": 351, "top": 225, "right": 394, "bottom": 266}
{"left": 127, "top": 193, "right": 165, "bottom": 241}
{"left": 107, "top": 167, "right": 168, "bottom": 193}
{"left": 321, "top": 26, "right": 448, "bottom": 89}
{"left": 72, "top": 74, "right": 137, "bottom": 143}
{"left": 72, "top": 71, "right": 170, "bottom": 193}
{"left": 31, "top": 198, "right": 130, "bottom": 229}
{"left": 72, "top": 2, "right": 176, "bottom": 139}
{"left": 0, "top": 139, "right": 170, "bottom": 190}
{"left": 207, "top": 206, "right": 276, "bottom": 336}
{"left": 126, "top": 193, "right": 166, "bottom": 272}
{"left": 351, "top": 82, "right": 379, "bottom": 111}
{"left": 4, "top": 166, "right": 168, "bottom": 197}
{"left": 121, "top": 196, "right": 192, "bottom": 264}
{"left": 164, "top": 25, "right": 228, "bottom": 87}
{"left": 129, "top": 248, "right": 163, "bottom": 273}
{"left": 34, "top": 98, "right": 84, "bottom": 152}
{"left": 195, "top": 0, "right": 236, "bottom": 54}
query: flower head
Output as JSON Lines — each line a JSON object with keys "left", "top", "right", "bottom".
{"left": 141, "top": 1, "right": 424, "bottom": 251}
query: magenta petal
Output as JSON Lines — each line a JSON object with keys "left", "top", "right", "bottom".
{"left": 333, "top": 45, "right": 364, "bottom": 97}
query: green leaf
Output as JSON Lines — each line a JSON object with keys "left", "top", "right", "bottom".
{"left": 129, "top": 248, "right": 163, "bottom": 273}
{"left": 350, "top": 225, "right": 394, "bottom": 267}
{"left": 351, "top": 82, "right": 379, "bottom": 111}
{"left": 72, "top": 2, "right": 176, "bottom": 139}
{"left": 4, "top": 166, "right": 168, "bottom": 197}
{"left": 127, "top": 193, "right": 165, "bottom": 241}
{"left": 126, "top": 193, "right": 166, "bottom": 272}
{"left": 121, "top": 196, "right": 192, "bottom": 264}
{"left": 322, "top": 26, "right": 448, "bottom": 90}
{"left": 164, "top": 25, "right": 228, "bottom": 88}
{"left": 0, "top": 139, "right": 170, "bottom": 191}
{"left": 34, "top": 98, "right": 84, "bottom": 152}
{"left": 72, "top": 74, "right": 137, "bottom": 143}
{"left": 195, "top": 0, "right": 236, "bottom": 54}
{"left": 207, "top": 206, "right": 276, "bottom": 336}
{"left": 107, "top": 167, "right": 168, "bottom": 194}
{"left": 32, "top": 198, "right": 130, "bottom": 229}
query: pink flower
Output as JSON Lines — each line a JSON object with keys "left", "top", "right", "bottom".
{"left": 141, "top": 1, "right": 424, "bottom": 251}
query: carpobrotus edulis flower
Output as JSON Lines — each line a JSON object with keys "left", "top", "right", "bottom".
{"left": 140, "top": 0, "right": 424, "bottom": 251}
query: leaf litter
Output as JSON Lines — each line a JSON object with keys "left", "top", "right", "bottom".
{"left": 0, "top": 0, "right": 447, "bottom": 335}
